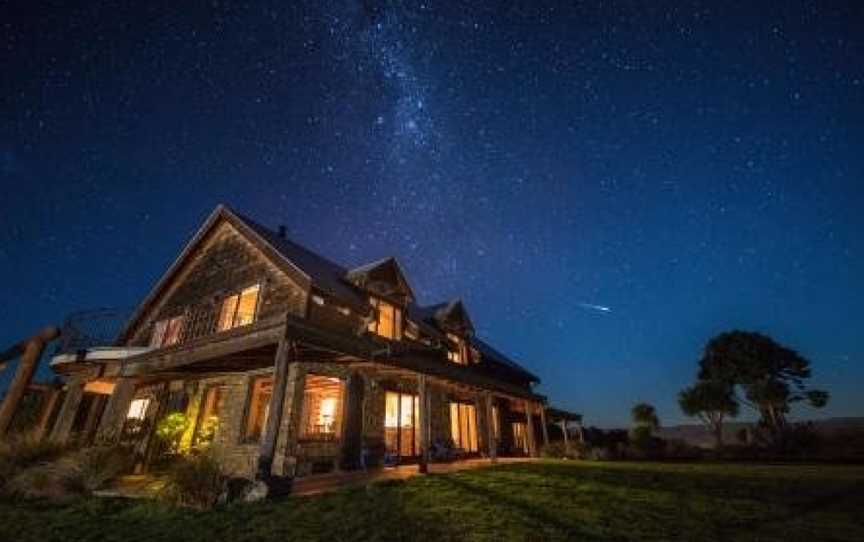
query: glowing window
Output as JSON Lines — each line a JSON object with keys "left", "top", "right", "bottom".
{"left": 449, "top": 402, "right": 479, "bottom": 452}
{"left": 301, "top": 375, "right": 344, "bottom": 439}
{"left": 244, "top": 376, "right": 273, "bottom": 442}
{"left": 384, "top": 391, "right": 420, "bottom": 457}
{"left": 194, "top": 386, "right": 225, "bottom": 447}
{"left": 447, "top": 333, "right": 468, "bottom": 365}
{"left": 150, "top": 315, "right": 185, "bottom": 347}
{"left": 492, "top": 405, "right": 500, "bottom": 439}
{"left": 512, "top": 422, "right": 529, "bottom": 454}
{"left": 218, "top": 284, "right": 261, "bottom": 331}
{"left": 367, "top": 297, "right": 401, "bottom": 340}
{"left": 127, "top": 398, "right": 150, "bottom": 420}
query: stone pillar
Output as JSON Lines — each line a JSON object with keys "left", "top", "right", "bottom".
{"left": 539, "top": 403, "right": 549, "bottom": 448}
{"left": 0, "top": 328, "right": 59, "bottom": 436}
{"left": 257, "top": 339, "right": 294, "bottom": 480}
{"left": 417, "top": 374, "right": 429, "bottom": 473}
{"left": 485, "top": 392, "right": 497, "bottom": 462}
{"left": 95, "top": 378, "right": 137, "bottom": 443}
{"left": 50, "top": 380, "right": 85, "bottom": 443}
{"left": 272, "top": 361, "right": 305, "bottom": 477}
{"left": 524, "top": 400, "right": 537, "bottom": 457}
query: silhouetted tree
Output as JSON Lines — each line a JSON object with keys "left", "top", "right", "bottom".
{"left": 631, "top": 402, "right": 660, "bottom": 432}
{"left": 678, "top": 380, "right": 739, "bottom": 448}
{"left": 698, "top": 331, "right": 829, "bottom": 437}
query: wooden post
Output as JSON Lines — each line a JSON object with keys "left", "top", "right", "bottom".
{"left": 0, "top": 328, "right": 59, "bottom": 436}
{"left": 539, "top": 403, "right": 549, "bottom": 448}
{"left": 339, "top": 372, "right": 365, "bottom": 471}
{"left": 524, "top": 400, "right": 537, "bottom": 457}
{"left": 50, "top": 380, "right": 85, "bottom": 443}
{"left": 417, "top": 374, "right": 429, "bottom": 473}
{"left": 560, "top": 420, "right": 569, "bottom": 450}
{"left": 32, "top": 387, "right": 61, "bottom": 440}
{"left": 485, "top": 392, "right": 497, "bottom": 463}
{"left": 96, "top": 378, "right": 137, "bottom": 443}
{"left": 257, "top": 338, "right": 294, "bottom": 480}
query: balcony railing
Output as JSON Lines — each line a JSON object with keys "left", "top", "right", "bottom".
{"left": 56, "top": 308, "right": 133, "bottom": 355}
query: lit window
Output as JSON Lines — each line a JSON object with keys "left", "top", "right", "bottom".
{"left": 447, "top": 333, "right": 469, "bottom": 365}
{"left": 367, "top": 297, "right": 401, "bottom": 340}
{"left": 384, "top": 391, "right": 420, "bottom": 458}
{"left": 217, "top": 284, "right": 261, "bottom": 331}
{"left": 127, "top": 398, "right": 150, "bottom": 420}
{"left": 244, "top": 376, "right": 273, "bottom": 442}
{"left": 194, "top": 386, "right": 224, "bottom": 447}
{"left": 512, "top": 422, "right": 529, "bottom": 454}
{"left": 450, "top": 402, "right": 479, "bottom": 452}
{"left": 301, "top": 375, "right": 344, "bottom": 439}
{"left": 150, "top": 315, "right": 185, "bottom": 347}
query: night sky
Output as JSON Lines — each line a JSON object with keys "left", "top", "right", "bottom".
{"left": 2, "top": 1, "right": 862, "bottom": 427}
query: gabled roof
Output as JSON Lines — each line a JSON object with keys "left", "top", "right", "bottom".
{"left": 471, "top": 336, "right": 539, "bottom": 383}
{"left": 345, "top": 256, "right": 416, "bottom": 303}
{"left": 412, "top": 299, "right": 475, "bottom": 335}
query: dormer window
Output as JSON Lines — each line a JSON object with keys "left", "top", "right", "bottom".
{"left": 217, "top": 284, "right": 261, "bottom": 331}
{"left": 447, "top": 333, "right": 469, "bottom": 365}
{"left": 368, "top": 297, "right": 401, "bottom": 340}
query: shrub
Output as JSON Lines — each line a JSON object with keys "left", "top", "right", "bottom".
{"left": 541, "top": 441, "right": 581, "bottom": 459}
{"left": 159, "top": 453, "right": 226, "bottom": 509}
{"left": 3, "top": 445, "right": 132, "bottom": 499}
{"left": 156, "top": 412, "right": 189, "bottom": 454}
{"left": 0, "top": 435, "right": 69, "bottom": 489}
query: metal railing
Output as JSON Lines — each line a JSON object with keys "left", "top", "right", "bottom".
{"left": 56, "top": 308, "right": 133, "bottom": 355}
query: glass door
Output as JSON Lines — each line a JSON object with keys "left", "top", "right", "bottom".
{"left": 384, "top": 391, "right": 420, "bottom": 459}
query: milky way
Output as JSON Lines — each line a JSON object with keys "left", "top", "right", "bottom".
{"left": 1, "top": 1, "right": 862, "bottom": 426}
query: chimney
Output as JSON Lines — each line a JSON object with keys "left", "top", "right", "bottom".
{"left": 277, "top": 225, "right": 287, "bottom": 238}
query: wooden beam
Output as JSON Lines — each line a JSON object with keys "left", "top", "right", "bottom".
{"left": 418, "top": 374, "right": 429, "bottom": 473}
{"left": 50, "top": 380, "right": 85, "bottom": 443}
{"left": 485, "top": 392, "right": 497, "bottom": 463}
{"left": 32, "top": 387, "right": 61, "bottom": 441}
{"left": 256, "top": 337, "right": 294, "bottom": 480}
{"left": 95, "top": 378, "right": 137, "bottom": 443}
{"left": 0, "top": 327, "right": 59, "bottom": 435}
{"left": 539, "top": 403, "right": 549, "bottom": 448}
{"left": 524, "top": 400, "right": 537, "bottom": 458}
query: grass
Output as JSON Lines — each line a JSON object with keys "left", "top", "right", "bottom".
{"left": 1, "top": 460, "right": 863, "bottom": 541}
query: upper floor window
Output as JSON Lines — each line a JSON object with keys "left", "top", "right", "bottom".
{"left": 151, "top": 315, "right": 184, "bottom": 347}
{"left": 367, "top": 297, "right": 401, "bottom": 340}
{"left": 218, "top": 284, "right": 261, "bottom": 331}
{"left": 447, "top": 333, "right": 469, "bottom": 365}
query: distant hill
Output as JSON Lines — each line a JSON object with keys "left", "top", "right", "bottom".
{"left": 656, "top": 417, "right": 864, "bottom": 448}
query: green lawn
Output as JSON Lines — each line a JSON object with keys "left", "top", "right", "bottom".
{"left": 2, "top": 461, "right": 863, "bottom": 541}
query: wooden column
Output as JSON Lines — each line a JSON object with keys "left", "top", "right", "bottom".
{"left": 418, "top": 374, "right": 430, "bottom": 473}
{"left": 50, "top": 380, "right": 85, "bottom": 443}
{"left": 0, "top": 328, "right": 59, "bottom": 435}
{"left": 539, "top": 403, "right": 549, "bottom": 448}
{"left": 96, "top": 378, "right": 136, "bottom": 443}
{"left": 524, "top": 400, "right": 537, "bottom": 457}
{"left": 32, "top": 387, "right": 61, "bottom": 440}
{"left": 339, "top": 372, "right": 365, "bottom": 471}
{"left": 485, "top": 392, "right": 497, "bottom": 463}
{"left": 257, "top": 338, "right": 294, "bottom": 480}
{"left": 560, "top": 420, "right": 570, "bottom": 450}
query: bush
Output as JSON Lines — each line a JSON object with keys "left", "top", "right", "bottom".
{"left": 0, "top": 435, "right": 69, "bottom": 489}
{"left": 159, "top": 453, "right": 226, "bottom": 509}
{"left": 541, "top": 441, "right": 585, "bottom": 459}
{"left": 3, "top": 445, "right": 133, "bottom": 499}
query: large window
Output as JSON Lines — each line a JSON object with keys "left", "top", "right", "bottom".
{"left": 244, "top": 376, "right": 273, "bottom": 442}
{"left": 368, "top": 297, "right": 402, "bottom": 340}
{"left": 301, "top": 375, "right": 344, "bottom": 440}
{"left": 151, "top": 315, "right": 185, "bottom": 347}
{"left": 450, "top": 402, "right": 479, "bottom": 452}
{"left": 194, "top": 386, "right": 225, "bottom": 448}
{"left": 127, "top": 398, "right": 151, "bottom": 420}
{"left": 384, "top": 391, "right": 419, "bottom": 458}
{"left": 512, "top": 422, "right": 529, "bottom": 454}
{"left": 218, "top": 284, "right": 261, "bottom": 331}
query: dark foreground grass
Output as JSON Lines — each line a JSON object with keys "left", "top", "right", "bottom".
{"left": 2, "top": 461, "right": 863, "bottom": 542}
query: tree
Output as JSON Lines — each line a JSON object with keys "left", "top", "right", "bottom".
{"left": 698, "top": 330, "right": 829, "bottom": 436}
{"left": 678, "top": 380, "right": 739, "bottom": 448}
{"left": 631, "top": 402, "right": 660, "bottom": 432}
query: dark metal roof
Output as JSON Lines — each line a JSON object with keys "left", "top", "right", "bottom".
{"left": 471, "top": 336, "right": 539, "bottom": 383}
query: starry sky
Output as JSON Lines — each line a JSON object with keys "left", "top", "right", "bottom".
{"left": 2, "top": 1, "right": 862, "bottom": 427}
